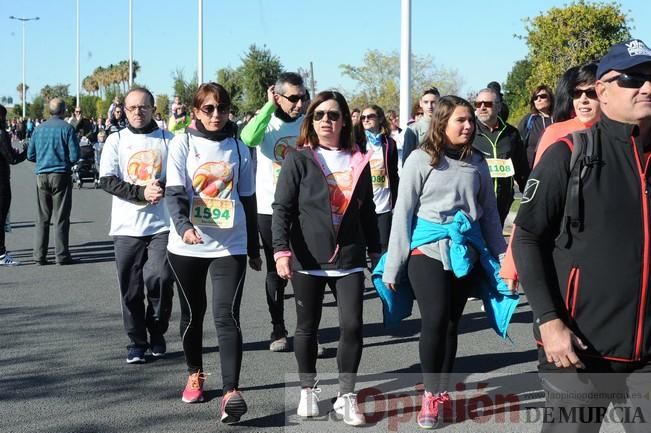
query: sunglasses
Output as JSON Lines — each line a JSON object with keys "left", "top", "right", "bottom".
{"left": 534, "top": 93, "right": 549, "bottom": 101}
{"left": 360, "top": 113, "right": 377, "bottom": 121}
{"left": 572, "top": 88, "right": 598, "bottom": 100}
{"left": 474, "top": 101, "right": 494, "bottom": 108}
{"left": 313, "top": 110, "right": 341, "bottom": 122}
{"left": 603, "top": 73, "right": 651, "bottom": 89}
{"left": 279, "top": 93, "right": 308, "bottom": 103}
{"left": 199, "top": 104, "right": 230, "bottom": 116}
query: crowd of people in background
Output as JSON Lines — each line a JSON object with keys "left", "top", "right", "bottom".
{"left": 3, "top": 37, "right": 651, "bottom": 433}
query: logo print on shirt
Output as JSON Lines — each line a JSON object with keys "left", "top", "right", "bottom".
{"left": 521, "top": 179, "right": 540, "bottom": 204}
{"left": 192, "top": 162, "right": 234, "bottom": 199}
{"left": 126, "top": 150, "right": 162, "bottom": 185}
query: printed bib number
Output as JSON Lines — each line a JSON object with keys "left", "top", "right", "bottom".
{"left": 371, "top": 168, "right": 389, "bottom": 188}
{"left": 486, "top": 158, "right": 515, "bottom": 178}
{"left": 191, "top": 197, "right": 235, "bottom": 228}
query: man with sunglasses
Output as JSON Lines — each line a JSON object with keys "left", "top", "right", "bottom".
{"left": 401, "top": 87, "right": 440, "bottom": 164}
{"left": 472, "top": 88, "right": 530, "bottom": 227}
{"left": 99, "top": 87, "right": 175, "bottom": 364}
{"left": 513, "top": 39, "right": 651, "bottom": 433}
{"left": 240, "top": 72, "right": 312, "bottom": 353}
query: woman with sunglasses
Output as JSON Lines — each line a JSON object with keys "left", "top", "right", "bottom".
{"left": 165, "top": 82, "right": 261, "bottom": 424}
{"left": 383, "top": 96, "right": 507, "bottom": 429}
{"left": 358, "top": 105, "right": 399, "bottom": 252}
{"left": 500, "top": 63, "right": 600, "bottom": 289}
{"left": 518, "top": 85, "right": 555, "bottom": 168}
{"left": 106, "top": 104, "right": 127, "bottom": 136}
{"left": 272, "top": 91, "right": 381, "bottom": 426}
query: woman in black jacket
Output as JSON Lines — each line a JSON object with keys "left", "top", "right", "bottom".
{"left": 272, "top": 91, "right": 380, "bottom": 426}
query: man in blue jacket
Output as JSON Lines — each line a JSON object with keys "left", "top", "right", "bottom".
{"left": 27, "top": 98, "right": 80, "bottom": 265}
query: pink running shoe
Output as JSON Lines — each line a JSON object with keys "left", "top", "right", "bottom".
{"left": 181, "top": 371, "right": 206, "bottom": 403}
{"left": 417, "top": 391, "right": 449, "bottom": 429}
{"left": 220, "top": 389, "right": 248, "bottom": 424}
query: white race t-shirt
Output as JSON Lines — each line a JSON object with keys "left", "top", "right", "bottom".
{"left": 99, "top": 127, "right": 172, "bottom": 237}
{"left": 166, "top": 133, "right": 254, "bottom": 258}
{"left": 368, "top": 142, "right": 392, "bottom": 214}
{"left": 256, "top": 114, "right": 303, "bottom": 214}
{"left": 298, "top": 146, "right": 364, "bottom": 277}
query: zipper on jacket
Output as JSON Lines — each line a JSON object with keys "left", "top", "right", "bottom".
{"left": 309, "top": 149, "right": 341, "bottom": 262}
{"left": 632, "top": 137, "right": 650, "bottom": 360}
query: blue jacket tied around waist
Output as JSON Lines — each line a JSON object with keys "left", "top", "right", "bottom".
{"left": 372, "top": 211, "right": 518, "bottom": 338}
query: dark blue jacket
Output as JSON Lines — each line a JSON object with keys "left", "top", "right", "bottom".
{"left": 27, "top": 117, "right": 80, "bottom": 174}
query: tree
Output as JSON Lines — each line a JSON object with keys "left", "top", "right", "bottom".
{"left": 171, "top": 69, "right": 198, "bottom": 109}
{"left": 238, "top": 45, "right": 283, "bottom": 113}
{"left": 503, "top": 59, "right": 534, "bottom": 122}
{"left": 340, "top": 50, "right": 463, "bottom": 112}
{"left": 522, "top": 0, "right": 630, "bottom": 95}
{"left": 40, "top": 84, "right": 70, "bottom": 101}
{"left": 29, "top": 96, "right": 45, "bottom": 119}
{"left": 216, "top": 67, "right": 243, "bottom": 114}
{"left": 155, "top": 94, "right": 170, "bottom": 117}
{"left": 16, "top": 83, "right": 29, "bottom": 101}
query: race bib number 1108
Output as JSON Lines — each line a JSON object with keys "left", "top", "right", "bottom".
{"left": 486, "top": 158, "right": 515, "bottom": 178}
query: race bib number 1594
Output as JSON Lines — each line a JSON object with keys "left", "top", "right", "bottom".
{"left": 191, "top": 197, "right": 235, "bottom": 228}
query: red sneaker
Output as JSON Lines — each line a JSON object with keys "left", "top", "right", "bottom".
{"left": 417, "top": 391, "right": 449, "bottom": 429}
{"left": 220, "top": 389, "right": 247, "bottom": 424}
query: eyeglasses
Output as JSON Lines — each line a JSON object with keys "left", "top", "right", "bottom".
{"left": 534, "top": 93, "right": 549, "bottom": 101}
{"left": 199, "top": 104, "right": 230, "bottom": 116}
{"left": 474, "top": 101, "right": 494, "bottom": 108}
{"left": 572, "top": 87, "right": 598, "bottom": 100}
{"left": 279, "top": 93, "right": 308, "bottom": 103}
{"left": 74, "top": 110, "right": 81, "bottom": 113}
{"left": 360, "top": 113, "right": 377, "bottom": 121}
{"left": 603, "top": 73, "right": 651, "bottom": 89}
{"left": 125, "top": 105, "right": 153, "bottom": 113}
{"left": 313, "top": 110, "right": 341, "bottom": 122}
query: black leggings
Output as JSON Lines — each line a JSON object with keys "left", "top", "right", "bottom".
{"left": 167, "top": 252, "right": 246, "bottom": 393}
{"left": 292, "top": 271, "right": 364, "bottom": 394}
{"left": 0, "top": 187, "right": 10, "bottom": 256}
{"left": 408, "top": 254, "right": 473, "bottom": 393}
{"left": 377, "top": 211, "right": 392, "bottom": 253}
{"left": 258, "top": 214, "right": 288, "bottom": 328}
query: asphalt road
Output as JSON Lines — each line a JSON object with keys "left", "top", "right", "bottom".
{"left": 1, "top": 159, "right": 615, "bottom": 433}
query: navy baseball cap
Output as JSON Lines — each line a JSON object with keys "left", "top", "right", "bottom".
{"left": 597, "top": 39, "right": 651, "bottom": 79}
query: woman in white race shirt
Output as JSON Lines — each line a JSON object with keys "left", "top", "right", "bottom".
{"left": 359, "top": 104, "right": 399, "bottom": 252}
{"left": 272, "top": 91, "right": 381, "bottom": 426}
{"left": 165, "top": 83, "right": 261, "bottom": 424}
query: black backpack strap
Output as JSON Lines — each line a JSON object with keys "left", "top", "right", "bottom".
{"left": 559, "top": 127, "right": 598, "bottom": 248}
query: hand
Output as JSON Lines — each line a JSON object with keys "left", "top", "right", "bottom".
{"left": 539, "top": 318, "right": 587, "bottom": 369}
{"left": 182, "top": 228, "right": 203, "bottom": 245}
{"left": 144, "top": 179, "right": 163, "bottom": 204}
{"left": 276, "top": 256, "right": 293, "bottom": 280}
{"left": 504, "top": 278, "right": 519, "bottom": 294}
{"left": 249, "top": 256, "right": 262, "bottom": 271}
{"left": 368, "top": 252, "right": 381, "bottom": 271}
{"left": 267, "top": 85, "right": 277, "bottom": 106}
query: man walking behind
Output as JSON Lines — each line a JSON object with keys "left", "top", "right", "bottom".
{"left": 99, "top": 87, "right": 175, "bottom": 364}
{"left": 27, "top": 98, "right": 79, "bottom": 265}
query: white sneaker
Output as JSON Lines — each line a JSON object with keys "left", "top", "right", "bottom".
{"left": 333, "top": 392, "right": 366, "bottom": 426}
{"left": 0, "top": 253, "right": 19, "bottom": 267}
{"left": 297, "top": 382, "right": 321, "bottom": 417}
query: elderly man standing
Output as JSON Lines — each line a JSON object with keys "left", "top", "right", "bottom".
{"left": 472, "top": 88, "right": 529, "bottom": 226}
{"left": 99, "top": 87, "right": 174, "bottom": 364}
{"left": 513, "top": 39, "right": 651, "bottom": 433}
{"left": 27, "top": 98, "right": 80, "bottom": 265}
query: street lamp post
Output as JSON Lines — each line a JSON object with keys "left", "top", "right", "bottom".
{"left": 9, "top": 15, "right": 39, "bottom": 118}
{"left": 197, "top": 0, "right": 203, "bottom": 85}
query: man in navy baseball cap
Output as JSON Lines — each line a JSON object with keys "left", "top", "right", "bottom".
{"left": 597, "top": 39, "right": 651, "bottom": 79}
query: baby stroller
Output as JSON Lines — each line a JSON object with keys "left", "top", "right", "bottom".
{"left": 72, "top": 137, "right": 100, "bottom": 188}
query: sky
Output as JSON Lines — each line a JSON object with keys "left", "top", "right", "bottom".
{"left": 1, "top": 0, "right": 651, "bottom": 110}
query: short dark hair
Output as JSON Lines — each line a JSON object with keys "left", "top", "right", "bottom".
{"left": 125, "top": 87, "right": 155, "bottom": 106}
{"left": 192, "top": 82, "right": 231, "bottom": 111}
{"left": 297, "top": 91, "right": 353, "bottom": 151}
{"left": 422, "top": 87, "right": 441, "bottom": 98}
{"left": 275, "top": 72, "right": 305, "bottom": 94}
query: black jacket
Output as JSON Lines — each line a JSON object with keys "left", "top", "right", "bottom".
{"left": 513, "top": 114, "right": 651, "bottom": 362}
{"left": 272, "top": 146, "right": 381, "bottom": 271}
{"left": 517, "top": 113, "right": 554, "bottom": 169}
{"left": 472, "top": 119, "right": 530, "bottom": 218}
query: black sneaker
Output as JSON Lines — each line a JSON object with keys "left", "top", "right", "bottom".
{"left": 269, "top": 325, "right": 289, "bottom": 352}
{"left": 150, "top": 335, "right": 166, "bottom": 357}
{"left": 127, "top": 346, "right": 146, "bottom": 364}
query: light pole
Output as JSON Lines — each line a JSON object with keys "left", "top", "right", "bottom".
{"left": 197, "top": 0, "right": 203, "bottom": 85}
{"left": 129, "top": 0, "right": 133, "bottom": 88}
{"left": 9, "top": 15, "right": 39, "bottom": 118}
{"left": 76, "top": 0, "right": 80, "bottom": 107}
